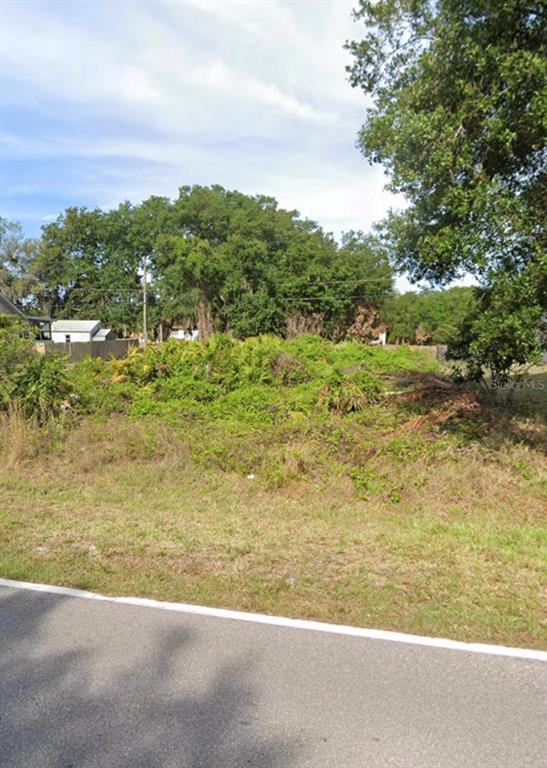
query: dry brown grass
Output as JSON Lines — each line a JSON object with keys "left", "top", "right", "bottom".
{"left": 54, "top": 416, "right": 191, "bottom": 475}
{"left": 0, "top": 407, "right": 40, "bottom": 468}
{"left": 1, "top": 410, "right": 545, "bottom": 648}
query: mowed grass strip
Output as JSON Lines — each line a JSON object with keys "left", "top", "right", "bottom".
{"left": 1, "top": 413, "right": 545, "bottom": 649}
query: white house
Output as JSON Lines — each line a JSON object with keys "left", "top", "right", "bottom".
{"left": 50, "top": 320, "right": 115, "bottom": 343}
{"left": 169, "top": 327, "right": 200, "bottom": 341}
{"left": 92, "top": 327, "right": 117, "bottom": 341}
{"left": 370, "top": 330, "right": 387, "bottom": 346}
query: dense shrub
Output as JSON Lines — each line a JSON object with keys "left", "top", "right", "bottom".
{"left": 12, "top": 354, "right": 72, "bottom": 421}
{"left": 68, "top": 334, "right": 437, "bottom": 425}
{"left": 0, "top": 318, "right": 72, "bottom": 422}
{"left": 0, "top": 328, "right": 439, "bottom": 430}
{"left": 0, "top": 317, "right": 34, "bottom": 408}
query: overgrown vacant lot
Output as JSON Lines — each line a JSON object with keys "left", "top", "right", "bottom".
{"left": 1, "top": 335, "right": 545, "bottom": 648}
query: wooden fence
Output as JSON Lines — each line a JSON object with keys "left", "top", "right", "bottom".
{"left": 36, "top": 339, "right": 139, "bottom": 362}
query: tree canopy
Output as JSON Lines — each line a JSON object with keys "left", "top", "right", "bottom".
{"left": 4, "top": 186, "right": 395, "bottom": 340}
{"left": 347, "top": 0, "right": 546, "bottom": 378}
{"left": 0, "top": 218, "right": 39, "bottom": 306}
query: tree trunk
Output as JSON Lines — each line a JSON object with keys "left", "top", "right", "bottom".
{"left": 286, "top": 311, "right": 324, "bottom": 338}
{"left": 196, "top": 297, "right": 214, "bottom": 340}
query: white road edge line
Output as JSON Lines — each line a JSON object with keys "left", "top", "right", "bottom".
{"left": 1, "top": 577, "right": 546, "bottom": 661}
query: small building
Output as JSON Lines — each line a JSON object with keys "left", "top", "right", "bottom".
{"left": 50, "top": 320, "right": 115, "bottom": 344}
{"left": 92, "top": 327, "right": 117, "bottom": 342}
{"left": 169, "top": 327, "right": 200, "bottom": 341}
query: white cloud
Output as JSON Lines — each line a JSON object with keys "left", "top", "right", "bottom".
{"left": 0, "top": 0, "right": 399, "bottom": 238}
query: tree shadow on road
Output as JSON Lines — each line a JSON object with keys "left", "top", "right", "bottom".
{"left": 0, "top": 589, "right": 300, "bottom": 768}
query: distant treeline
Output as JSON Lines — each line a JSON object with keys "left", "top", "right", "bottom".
{"left": 383, "top": 287, "right": 476, "bottom": 345}
{"left": 1, "top": 185, "right": 473, "bottom": 343}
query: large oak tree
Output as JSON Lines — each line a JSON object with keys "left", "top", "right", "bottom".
{"left": 15, "top": 186, "right": 394, "bottom": 340}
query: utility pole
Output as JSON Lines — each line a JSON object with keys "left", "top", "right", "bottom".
{"left": 142, "top": 255, "right": 148, "bottom": 346}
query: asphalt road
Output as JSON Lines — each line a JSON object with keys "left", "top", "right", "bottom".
{"left": 1, "top": 583, "right": 546, "bottom": 768}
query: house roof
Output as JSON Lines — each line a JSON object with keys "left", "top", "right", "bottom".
{"left": 0, "top": 290, "right": 29, "bottom": 319}
{"left": 93, "top": 327, "right": 113, "bottom": 339}
{"left": 51, "top": 320, "right": 102, "bottom": 334}
{"left": 0, "top": 291, "right": 51, "bottom": 323}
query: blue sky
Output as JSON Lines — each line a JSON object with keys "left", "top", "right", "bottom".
{"left": 0, "top": 0, "right": 423, "bottom": 287}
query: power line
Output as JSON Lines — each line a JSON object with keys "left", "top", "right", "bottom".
{"left": 65, "top": 285, "right": 390, "bottom": 296}
{"left": 65, "top": 276, "right": 391, "bottom": 292}
{"left": 283, "top": 296, "right": 378, "bottom": 302}
{"left": 59, "top": 281, "right": 393, "bottom": 310}
{"left": 63, "top": 288, "right": 387, "bottom": 301}
{"left": 63, "top": 291, "right": 384, "bottom": 302}
{"left": 66, "top": 287, "right": 144, "bottom": 295}
{"left": 283, "top": 278, "right": 392, "bottom": 285}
